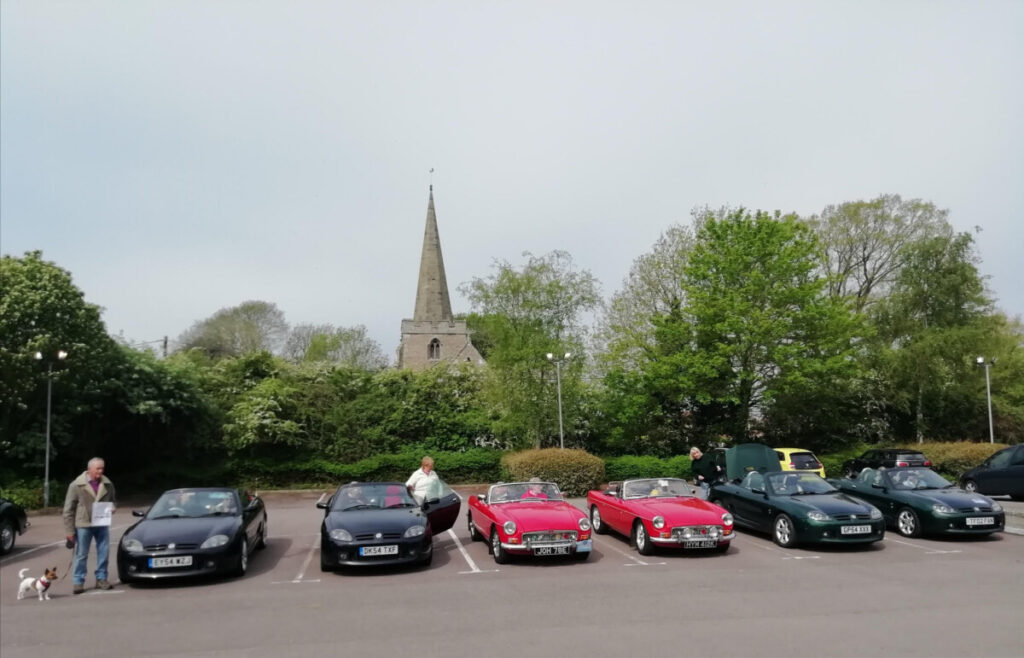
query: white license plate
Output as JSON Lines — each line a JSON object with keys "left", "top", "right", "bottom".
{"left": 359, "top": 545, "right": 398, "bottom": 556}
{"left": 840, "top": 525, "right": 872, "bottom": 535}
{"left": 684, "top": 540, "right": 718, "bottom": 549}
{"left": 534, "top": 546, "right": 571, "bottom": 556}
{"left": 149, "top": 556, "right": 192, "bottom": 568}
{"left": 966, "top": 517, "right": 994, "bottom": 526}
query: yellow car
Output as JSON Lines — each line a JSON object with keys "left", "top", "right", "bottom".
{"left": 775, "top": 448, "right": 826, "bottom": 478}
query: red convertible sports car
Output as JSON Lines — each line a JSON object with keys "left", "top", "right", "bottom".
{"left": 466, "top": 481, "right": 592, "bottom": 564}
{"left": 587, "top": 478, "right": 734, "bottom": 554}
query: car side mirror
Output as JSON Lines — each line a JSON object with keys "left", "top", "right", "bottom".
{"left": 132, "top": 509, "right": 146, "bottom": 517}
{"left": 475, "top": 493, "right": 486, "bottom": 502}
{"left": 316, "top": 501, "right": 329, "bottom": 510}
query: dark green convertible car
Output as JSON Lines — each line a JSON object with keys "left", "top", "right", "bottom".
{"left": 830, "top": 467, "right": 1005, "bottom": 537}
{"left": 708, "top": 444, "right": 885, "bottom": 548}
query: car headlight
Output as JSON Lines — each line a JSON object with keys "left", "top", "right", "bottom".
{"left": 991, "top": 502, "right": 1002, "bottom": 513}
{"left": 931, "top": 503, "right": 955, "bottom": 514}
{"left": 652, "top": 516, "right": 665, "bottom": 529}
{"left": 870, "top": 507, "right": 883, "bottom": 520}
{"left": 200, "top": 534, "right": 230, "bottom": 549}
{"left": 329, "top": 528, "right": 353, "bottom": 542}
{"left": 807, "top": 510, "right": 829, "bottom": 522}
{"left": 578, "top": 517, "right": 591, "bottom": 532}
{"left": 503, "top": 521, "right": 517, "bottom": 535}
{"left": 404, "top": 525, "right": 426, "bottom": 538}
{"left": 722, "top": 513, "right": 734, "bottom": 526}
{"left": 122, "top": 537, "right": 143, "bottom": 553}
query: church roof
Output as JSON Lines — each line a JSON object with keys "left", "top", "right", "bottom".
{"left": 412, "top": 185, "right": 454, "bottom": 321}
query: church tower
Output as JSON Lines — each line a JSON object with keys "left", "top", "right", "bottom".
{"left": 397, "top": 186, "right": 483, "bottom": 370}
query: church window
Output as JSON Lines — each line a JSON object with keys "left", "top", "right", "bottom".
{"left": 428, "top": 338, "right": 441, "bottom": 361}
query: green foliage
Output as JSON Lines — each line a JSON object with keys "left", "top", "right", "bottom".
{"left": 283, "top": 323, "right": 387, "bottom": 369}
{"left": 603, "top": 455, "right": 693, "bottom": 481}
{"left": 501, "top": 448, "right": 604, "bottom": 496}
{"left": 0, "top": 480, "right": 44, "bottom": 509}
{"left": 896, "top": 441, "right": 1007, "bottom": 480}
{"left": 177, "top": 300, "right": 288, "bottom": 358}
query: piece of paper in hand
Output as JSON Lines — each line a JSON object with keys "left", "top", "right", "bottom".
{"left": 92, "top": 502, "right": 113, "bottom": 527}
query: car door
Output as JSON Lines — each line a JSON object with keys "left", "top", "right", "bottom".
{"left": 1008, "top": 447, "right": 1024, "bottom": 496}
{"left": 731, "top": 473, "right": 768, "bottom": 531}
{"left": 238, "top": 490, "right": 259, "bottom": 546}
{"left": 424, "top": 478, "right": 461, "bottom": 534}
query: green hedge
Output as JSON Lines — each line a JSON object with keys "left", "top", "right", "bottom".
{"left": 0, "top": 480, "right": 44, "bottom": 509}
{"left": 501, "top": 448, "right": 605, "bottom": 497}
{"left": 603, "top": 455, "right": 693, "bottom": 481}
{"left": 896, "top": 442, "right": 1008, "bottom": 480}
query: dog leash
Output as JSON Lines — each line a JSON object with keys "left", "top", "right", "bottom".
{"left": 59, "top": 545, "right": 75, "bottom": 581}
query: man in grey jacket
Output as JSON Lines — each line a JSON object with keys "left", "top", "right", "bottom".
{"left": 63, "top": 457, "right": 116, "bottom": 594}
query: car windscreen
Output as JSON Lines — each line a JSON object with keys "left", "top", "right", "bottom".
{"left": 788, "top": 453, "right": 820, "bottom": 469}
{"left": 622, "top": 478, "right": 692, "bottom": 499}
{"left": 149, "top": 490, "right": 238, "bottom": 518}
{"left": 885, "top": 468, "right": 952, "bottom": 490}
{"left": 489, "top": 482, "right": 564, "bottom": 503}
{"left": 332, "top": 484, "right": 418, "bottom": 511}
{"left": 766, "top": 472, "right": 835, "bottom": 496}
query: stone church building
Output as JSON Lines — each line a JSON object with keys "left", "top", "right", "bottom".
{"left": 396, "top": 186, "right": 484, "bottom": 370}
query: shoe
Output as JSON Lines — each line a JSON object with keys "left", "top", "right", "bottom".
{"left": 73, "top": 584, "right": 85, "bottom": 595}
{"left": 96, "top": 579, "right": 112, "bottom": 590}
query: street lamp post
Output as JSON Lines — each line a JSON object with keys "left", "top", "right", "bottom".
{"left": 35, "top": 349, "right": 68, "bottom": 507}
{"left": 976, "top": 356, "right": 996, "bottom": 444}
{"left": 546, "top": 352, "right": 571, "bottom": 449}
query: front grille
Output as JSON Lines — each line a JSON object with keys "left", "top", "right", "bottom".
{"left": 831, "top": 514, "right": 872, "bottom": 521}
{"left": 353, "top": 532, "right": 404, "bottom": 541}
{"left": 522, "top": 531, "right": 577, "bottom": 545}
{"left": 144, "top": 543, "right": 199, "bottom": 551}
{"left": 957, "top": 506, "right": 993, "bottom": 513}
{"left": 672, "top": 525, "right": 721, "bottom": 538}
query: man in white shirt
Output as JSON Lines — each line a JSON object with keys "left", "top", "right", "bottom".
{"left": 406, "top": 456, "right": 439, "bottom": 504}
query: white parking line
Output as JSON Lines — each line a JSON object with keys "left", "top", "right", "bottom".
{"left": 887, "top": 537, "right": 962, "bottom": 554}
{"left": 0, "top": 523, "right": 132, "bottom": 563}
{"left": 592, "top": 536, "right": 665, "bottom": 566}
{"left": 447, "top": 529, "right": 498, "bottom": 574}
{"left": 292, "top": 535, "right": 319, "bottom": 582}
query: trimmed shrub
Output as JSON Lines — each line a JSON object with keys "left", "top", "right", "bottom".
{"left": 0, "top": 480, "right": 43, "bottom": 509}
{"left": 501, "top": 448, "right": 605, "bottom": 496}
{"left": 897, "top": 442, "right": 1008, "bottom": 480}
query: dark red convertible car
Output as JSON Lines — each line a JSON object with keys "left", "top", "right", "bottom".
{"left": 587, "top": 478, "right": 734, "bottom": 554}
{"left": 466, "top": 481, "right": 592, "bottom": 564}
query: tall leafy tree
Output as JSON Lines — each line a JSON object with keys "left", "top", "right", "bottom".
{"left": 648, "top": 209, "right": 863, "bottom": 444}
{"left": 462, "top": 251, "right": 600, "bottom": 449}
{"left": 283, "top": 323, "right": 387, "bottom": 369}
{"left": 177, "top": 300, "right": 288, "bottom": 358}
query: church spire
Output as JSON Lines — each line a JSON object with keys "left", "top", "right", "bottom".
{"left": 412, "top": 185, "right": 453, "bottom": 321}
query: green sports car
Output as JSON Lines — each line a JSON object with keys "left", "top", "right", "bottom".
{"left": 708, "top": 444, "right": 885, "bottom": 548}
{"left": 830, "top": 467, "right": 1005, "bottom": 537}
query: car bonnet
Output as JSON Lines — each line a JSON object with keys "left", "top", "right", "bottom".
{"left": 495, "top": 500, "right": 584, "bottom": 529}
{"left": 128, "top": 516, "right": 240, "bottom": 546}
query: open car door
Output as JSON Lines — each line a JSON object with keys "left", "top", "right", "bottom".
{"left": 424, "top": 478, "right": 461, "bottom": 534}
{"left": 725, "top": 443, "right": 782, "bottom": 482}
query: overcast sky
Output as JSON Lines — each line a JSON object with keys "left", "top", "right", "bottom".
{"left": 3, "top": 1, "right": 1022, "bottom": 361}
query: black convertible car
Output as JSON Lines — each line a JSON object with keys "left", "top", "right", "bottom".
{"left": 319, "top": 480, "right": 460, "bottom": 571}
{"left": 117, "top": 488, "right": 267, "bottom": 582}
{"left": 1, "top": 496, "right": 30, "bottom": 555}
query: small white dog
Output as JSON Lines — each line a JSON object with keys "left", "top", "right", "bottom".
{"left": 18, "top": 567, "right": 58, "bottom": 601}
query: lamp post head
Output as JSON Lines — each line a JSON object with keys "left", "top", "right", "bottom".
{"left": 57, "top": 350, "right": 68, "bottom": 360}
{"left": 546, "top": 353, "right": 554, "bottom": 361}
{"left": 976, "top": 356, "right": 985, "bottom": 365}
{"left": 564, "top": 352, "right": 572, "bottom": 359}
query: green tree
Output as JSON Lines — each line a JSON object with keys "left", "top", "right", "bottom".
{"left": 462, "top": 251, "right": 601, "bottom": 449}
{"left": 283, "top": 323, "right": 387, "bottom": 369}
{"left": 648, "top": 210, "right": 863, "bottom": 445}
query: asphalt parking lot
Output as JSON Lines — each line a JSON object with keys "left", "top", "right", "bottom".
{"left": 3, "top": 491, "right": 1023, "bottom": 658}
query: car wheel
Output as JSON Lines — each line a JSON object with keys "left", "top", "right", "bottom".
{"left": 896, "top": 508, "right": 922, "bottom": 538}
{"left": 962, "top": 479, "right": 978, "bottom": 493}
{"left": 255, "top": 521, "right": 268, "bottom": 550}
{"left": 0, "top": 520, "right": 15, "bottom": 555}
{"left": 234, "top": 538, "right": 248, "bottom": 576}
{"left": 490, "top": 528, "right": 509, "bottom": 565}
{"left": 772, "top": 514, "right": 797, "bottom": 548}
{"left": 573, "top": 549, "right": 590, "bottom": 561}
{"left": 633, "top": 520, "right": 654, "bottom": 556}
{"left": 319, "top": 541, "right": 333, "bottom": 572}
{"left": 716, "top": 543, "right": 730, "bottom": 554}
{"left": 590, "top": 506, "right": 607, "bottom": 535}
{"left": 467, "top": 513, "right": 482, "bottom": 541}
{"left": 419, "top": 548, "right": 433, "bottom": 567}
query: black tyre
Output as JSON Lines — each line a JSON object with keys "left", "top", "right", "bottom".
{"left": 490, "top": 528, "right": 509, "bottom": 565}
{"left": 896, "top": 507, "right": 922, "bottom": 538}
{"left": 633, "top": 520, "right": 654, "bottom": 556}
{"left": 467, "top": 513, "right": 482, "bottom": 541}
{"left": 772, "top": 514, "right": 798, "bottom": 548}
{"left": 590, "top": 505, "right": 608, "bottom": 535}
{"left": 573, "top": 549, "right": 590, "bottom": 561}
{"left": 234, "top": 538, "right": 248, "bottom": 576}
{"left": 255, "top": 520, "right": 268, "bottom": 550}
{"left": 0, "top": 520, "right": 15, "bottom": 555}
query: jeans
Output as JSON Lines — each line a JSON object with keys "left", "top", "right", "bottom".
{"left": 696, "top": 481, "right": 710, "bottom": 499}
{"left": 74, "top": 526, "right": 110, "bottom": 585}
